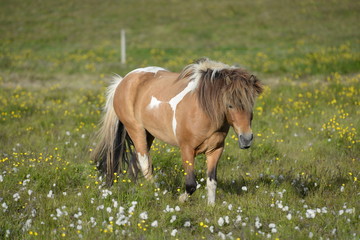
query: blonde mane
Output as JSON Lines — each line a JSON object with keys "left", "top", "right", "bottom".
{"left": 178, "top": 58, "right": 263, "bottom": 127}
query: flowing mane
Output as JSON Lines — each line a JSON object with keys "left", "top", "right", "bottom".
{"left": 178, "top": 58, "right": 264, "bottom": 127}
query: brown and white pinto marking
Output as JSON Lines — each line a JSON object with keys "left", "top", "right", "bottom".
{"left": 92, "top": 58, "right": 263, "bottom": 205}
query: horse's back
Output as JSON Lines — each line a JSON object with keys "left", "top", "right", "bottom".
{"left": 113, "top": 68, "right": 184, "bottom": 146}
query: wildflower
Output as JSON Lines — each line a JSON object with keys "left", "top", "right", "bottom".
{"left": 255, "top": 217, "right": 262, "bottom": 229}
{"left": 90, "top": 217, "right": 97, "bottom": 227}
{"left": 218, "top": 232, "right": 226, "bottom": 240}
{"left": 171, "top": 229, "right": 177, "bottom": 236}
{"left": 286, "top": 213, "right": 292, "bottom": 220}
{"left": 56, "top": 208, "right": 64, "bottom": 217}
{"left": 22, "top": 219, "right": 32, "bottom": 232}
{"left": 112, "top": 200, "right": 118, "bottom": 208}
{"left": 139, "top": 211, "right": 148, "bottom": 220}
{"left": 224, "top": 216, "right": 230, "bottom": 224}
{"left": 47, "top": 190, "right": 54, "bottom": 198}
{"left": 306, "top": 209, "right": 316, "bottom": 218}
{"left": 184, "top": 221, "right": 191, "bottom": 227}
{"left": 151, "top": 220, "right": 158, "bottom": 227}
{"left": 170, "top": 215, "right": 177, "bottom": 223}
{"left": 242, "top": 186, "right": 248, "bottom": 191}
{"left": 96, "top": 205, "right": 104, "bottom": 211}
{"left": 13, "top": 193, "right": 20, "bottom": 201}
{"left": 235, "top": 215, "right": 242, "bottom": 223}
{"left": 218, "top": 217, "right": 224, "bottom": 226}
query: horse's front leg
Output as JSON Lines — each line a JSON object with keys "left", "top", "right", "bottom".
{"left": 206, "top": 147, "right": 223, "bottom": 205}
{"left": 179, "top": 146, "right": 196, "bottom": 203}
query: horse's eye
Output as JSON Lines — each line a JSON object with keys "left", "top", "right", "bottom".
{"left": 228, "top": 105, "right": 233, "bottom": 109}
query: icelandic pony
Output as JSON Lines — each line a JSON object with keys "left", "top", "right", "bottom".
{"left": 92, "top": 58, "right": 263, "bottom": 205}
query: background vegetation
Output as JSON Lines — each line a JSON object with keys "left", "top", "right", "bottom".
{"left": 0, "top": 0, "right": 359, "bottom": 239}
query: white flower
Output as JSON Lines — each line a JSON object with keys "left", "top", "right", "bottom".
{"left": 170, "top": 215, "right": 177, "bottom": 223}
{"left": 56, "top": 208, "right": 63, "bottom": 217}
{"left": 175, "top": 206, "right": 181, "bottom": 211}
{"left": 209, "top": 225, "right": 214, "bottom": 233}
{"left": 224, "top": 216, "right": 230, "bottom": 224}
{"left": 2, "top": 202, "right": 8, "bottom": 212}
{"left": 269, "top": 223, "right": 276, "bottom": 228}
{"left": 164, "top": 205, "right": 174, "bottom": 213}
{"left": 218, "top": 217, "right": 224, "bottom": 226}
{"left": 151, "top": 220, "right": 158, "bottom": 227}
{"left": 96, "top": 205, "right": 104, "bottom": 211}
{"left": 235, "top": 215, "right": 242, "bottom": 223}
{"left": 184, "top": 221, "right": 191, "bottom": 227}
{"left": 0, "top": 175, "right": 3, "bottom": 182}
{"left": 255, "top": 217, "right": 262, "bottom": 229}
{"left": 286, "top": 213, "right": 292, "bottom": 220}
{"left": 13, "top": 193, "right": 20, "bottom": 201}
{"left": 139, "top": 211, "right": 148, "bottom": 220}
{"left": 218, "top": 231, "right": 226, "bottom": 240}
{"left": 47, "top": 190, "right": 54, "bottom": 198}
{"left": 309, "top": 232, "right": 313, "bottom": 238}
{"left": 171, "top": 229, "right": 177, "bottom": 236}
{"left": 22, "top": 219, "right": 32, "bottom": 232}
{"left": 228, "top": 204, "right": 233, "bottom": 211}
{"left": 242, "top": 186, "right": 248, "bottom": 191}
{"left": 31, "top": 209, "right": 37, "bottom": 217}
{"left": 306, "top": 209, "right": 316, "bottom": 218}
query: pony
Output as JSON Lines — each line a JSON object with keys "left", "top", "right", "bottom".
{"left": 92, "top": 58, "right": 263, "bottom": 205}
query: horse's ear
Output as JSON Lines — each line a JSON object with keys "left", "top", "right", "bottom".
{"left": 250, "top": 75, "right": 264, "bottom": 95}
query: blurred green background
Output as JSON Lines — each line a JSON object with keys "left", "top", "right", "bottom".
{"left": 1, "top": 0, "right": 359, "bottom": 77}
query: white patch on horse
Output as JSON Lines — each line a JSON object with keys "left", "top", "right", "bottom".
{"left": 168, "top": 81, "right": 196, "bottom": 136}
{"left": 148, "top": 96, "right": 163, "bottom": 109}
{"left": 207, "top": 177, "right": 217, "bottom": 205}
{"left": 126, "top": 67, "right": 166, "bottom": 76}
{"left": 137, "top": 153, "right": 150, "bottom": 178}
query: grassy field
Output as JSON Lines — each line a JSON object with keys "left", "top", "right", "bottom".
{"left": 0, "top": 0, "right": 359, "bottom": 239}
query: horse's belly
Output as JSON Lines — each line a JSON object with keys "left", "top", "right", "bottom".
{"left": 141, "top": 104, "right": 179, "bottom": 146}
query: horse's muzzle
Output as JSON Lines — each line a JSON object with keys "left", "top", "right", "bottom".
{"left": 239, "top": 133, "right": 253, "bottom": 149}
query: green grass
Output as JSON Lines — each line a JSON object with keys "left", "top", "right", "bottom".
{"left": 0, "top": 0, "right": 359, "bottom": 239}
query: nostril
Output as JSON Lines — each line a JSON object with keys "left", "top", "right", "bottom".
{"left": 239, "top": 134, "right": 253, "bottom": 142}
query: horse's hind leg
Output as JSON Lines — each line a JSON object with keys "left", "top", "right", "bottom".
{"left": 126, "top": 127, "right": 154, "bottom": 180}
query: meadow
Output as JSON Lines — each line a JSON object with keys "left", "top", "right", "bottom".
{"left": 0, "top": 0, "right": 359, "bottom": 239}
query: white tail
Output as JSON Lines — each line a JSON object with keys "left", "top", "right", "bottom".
{"left": 92, "top": 75, "right": 124, "bottom": 183}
